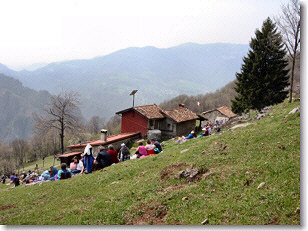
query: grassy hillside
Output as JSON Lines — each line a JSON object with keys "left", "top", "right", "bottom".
{"left": 0, "top": 100, "right": 300, "bottom": 225}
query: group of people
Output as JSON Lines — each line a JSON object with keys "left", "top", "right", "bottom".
{"left": 1, "top": 139, "right": 163, "bottom": 187}
{"left": 176, "top": 122, "right": 221, "bottom": 144}
{"left": 80, "top": 143, "right": 129, "bottom": 174}
{"left": 134, "top": 139, "right": 163, "bottom": 158}
{"left": 2, "top": 167, "right": 59, "bottom": 187}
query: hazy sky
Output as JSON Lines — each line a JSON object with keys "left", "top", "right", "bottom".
{"left": 0, "top": 0, "right": 292, "bottom": 67}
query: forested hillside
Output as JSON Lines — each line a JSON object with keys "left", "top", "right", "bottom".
{"left": 160, "top": 54, "right": 300, "bottom": 114}
{"left": 0, "top": 74, "right": 51, "bottom": 142}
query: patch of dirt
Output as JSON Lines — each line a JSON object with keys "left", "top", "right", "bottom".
{"left": 0, "top": 204, "right": 15, "bottom": 210}
{"left": 164, "top": 185, "right": 185, "bottom": 192}
{"left": 160, "top": 163, "right": 191, "bottom": 181}
{"left": 128, "top": 202, "right": 168, "bottom": 225}
{"left": 33, "top": 200, "right": 44, "bottom": 205}
{"left": 54, "top": 216, "right": 63, "bottom": 221}
{"left": 266, "top": 216, "right": 279, "bottom": 225}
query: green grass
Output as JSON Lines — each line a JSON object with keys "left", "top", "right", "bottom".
{"left": 0, "top": 100, "right": 300, "bottom": 225}
{"left": 20, "top": 155, "right": 61, "bottom": 174}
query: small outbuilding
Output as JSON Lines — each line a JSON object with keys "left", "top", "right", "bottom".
{"left": 201, "top": 106, "right": 237, "bottom": 125}
{"left": 57, "top": 152, "right": 82, "bottom": 166}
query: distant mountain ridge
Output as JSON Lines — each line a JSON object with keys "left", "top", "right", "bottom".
{"left": 0, "top": 43, "right": 249, "bottom": 120}
{"left": 0, "top": 74, "right": 51, "bottom": 142}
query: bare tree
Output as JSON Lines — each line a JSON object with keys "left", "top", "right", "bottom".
{"left": 0, "top": 142, "right": 15, "bottom": 175}
{"left": 86, "top": 116, "right": 106, "bottom": 134}
{"left": 34, "top": 91, "right": 82, "bottom": 154}
{"left": 275, "top": 0, "right": 300, "bottom": 102}
{"left": 10, "top": 139, "right": 28, "bottom": 173}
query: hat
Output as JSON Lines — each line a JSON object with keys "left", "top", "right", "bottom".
{"left": 121, "top": 143, "right": 125, "bottom": 147}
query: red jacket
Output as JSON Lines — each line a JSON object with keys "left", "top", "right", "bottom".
{"left": 108, "top": 150, "right": 119, "bottom": 163}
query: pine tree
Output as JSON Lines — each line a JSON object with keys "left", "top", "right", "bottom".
{"left": 231, "top": 18, "right": 289, "bottom": 114}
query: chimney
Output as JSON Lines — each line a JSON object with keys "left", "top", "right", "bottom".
{"left": 179, "top": 104, "right": 185, "bottom": 108}
{"left": 100, "top": 129, "right": 108, "bottom": 142}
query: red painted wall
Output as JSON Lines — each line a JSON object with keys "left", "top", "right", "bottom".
{"left": 121, "top": 110, "right": 148, "bottom": 137}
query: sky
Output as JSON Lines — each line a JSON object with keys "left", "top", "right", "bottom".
{"left": 0, "top": 0, "right": 293, "bottom": 68}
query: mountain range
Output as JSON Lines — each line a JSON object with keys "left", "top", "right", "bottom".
{"left": 0, "top": 43, "right": 249, "bottom": 120}
{"left": 0, "top": 74, "right": 51, "bottom": 142}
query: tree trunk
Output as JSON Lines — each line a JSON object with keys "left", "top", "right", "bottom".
{"left": 289, "top": 52, "right": 297, "bottom": 103}
{"left": 60, "top": 118, "right": 65, "bottom": 154}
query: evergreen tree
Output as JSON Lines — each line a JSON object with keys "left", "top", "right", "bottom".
{"left": 231, "top": 18, "right": 289, "bottom": 114}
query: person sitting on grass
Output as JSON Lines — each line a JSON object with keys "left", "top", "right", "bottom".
{"left": 151, "top": 139, "right": 162, "bottom": 153}
{"left": 186, "top": 131, "right": 195, "bottom": 139}
{"left": 94, "top": 146, "right": 112, "bottom": 170}
{"left": 57, "top": 163, "right": 72, "bottom": 180}
{"left": 108, "top": 145, "right": 119, "bottom": 164}
{"left": 50, "top": 166, "right": 58, "bottom": 178}
{"left": 145, "top": 139, "right": 155, "bottom": 155}
{"left": 118, "top": 143, "right": 130, "bottom": 162}
{"left": 70, "top": 156, "right": 83, "bottom": 174}
{"left": 135, "top": 141, "right": 148, "bottom": 158}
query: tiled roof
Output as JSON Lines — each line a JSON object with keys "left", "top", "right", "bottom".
{"left": 216, "top": 106, "right": 237, "bottom": 118}
{"left": 116, "top": 104, "right": 165, "bottom": 119}
{"left": 202, "top": 106, "right": 237, "bottom": 118}
{"left": 134, "top": 104, "right": 165, "bottom": 119}
{"left": 163, "top": 107, "right": 199, "bottom": 123}
{"left": 67, "top": 132, "right": 141, "bottom": 149}
{"left": 57, "top": 152, "right": 82, "bottom": 158}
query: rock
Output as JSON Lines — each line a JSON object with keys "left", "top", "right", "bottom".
{"left": 147, "top": 129, "right": 161, "bottom": 141}
{"left": 256, "top": 113, "right": 266, "bottom": 120}
{"left": 295, "top": 207, "right": 300, "bottom": 214}
{"left": 257, "top": 182, "right": 265, "bottom": 189}
{"left": 288, "top": 107, "right": 300, "bottom": 115}
{"left": 181, "top": 149, "right": 189, "bottom": 153}
{"left": 182, "top": 197, "right": 188, "bottom": 201}
{"left": 179, "top": 168, "right": 200, "bottom": 181}
{"left": 201, "top": 219, "right": 209, "bottom": 225}
{"left": 230, "top": 123, "right": 251, "bottom": 130}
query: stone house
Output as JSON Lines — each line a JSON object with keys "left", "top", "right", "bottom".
{"left": 201, "top": 106, "right": 237, "bottom": 125}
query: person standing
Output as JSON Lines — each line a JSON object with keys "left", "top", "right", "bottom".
{"left": 83, "top": 144, "right": 95, "bottom": 173}
{"left": 13, "top": 174, "right": 20, "bottom": 187}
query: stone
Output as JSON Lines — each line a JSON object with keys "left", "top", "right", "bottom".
{"left": 288, "top": 107, "right": 300, "bottom": 115}
{"left": 201, "top": 219, "right": 209, "bottom": 225}
{"left": 256, "top": 113, "right": 266, "bottom": 120}
{"left": 147, "top": 129, "right": 162, "bottom": 141}
{"left": 230, "top": 123, "right": 251, "bottom": 130}
{"left": 179, "top": 168, "right": 200, "bottom": 181}
{"left": 257, "top": 182, "right": 265, "bottom": 189}
{"left": 295, "top": 207, "right": 300, "bottom": 214}
{"left": 181, "top": 149, "right": 189, "bottom": 153}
